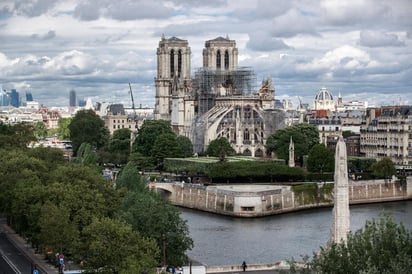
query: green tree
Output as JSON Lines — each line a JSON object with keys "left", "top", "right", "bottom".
{"left": 0, "top": 122, "right": 36, "bottom": 149}
{"left": 132, "top": 120, "right": 174, "bottom": 156}
{"left": 33, "top": 121, "right": 48, "bottom": 140}
{"left": 176, "top": 135, "right": 193, "bottom": 158}
{"left": 98, "top": 128, "right": 132, "bottom": 166}
{"left": 57, "top": 117, "right": 72, "bottom": 140}
{"left": 371, "top": 157, "right": 396, "bottom": 183}
{"left": 307, "top": 214, "right": 412, "bottom": 273}
{"left": 266, "top": 123, "right": 319, "bottom": 165}
{"left": 307, "top": 144, "right": 335, "bottom": 173}
{"left": 116, "top": 164, "right": 193, "bottom": 266}
{"left": 68, "top": 109, "right": 109, "bottom": 154}
{"left": 206, "top": 137, "right": 235, "bottom": 161}
{"left": 73, "top": 142, "right": 97, "bottom": 166}
{"left": 152, "top": 133, "right": 180, "bottom": 166}
{"left": 38, "top": 202, "right": 79, "bottom": 254}
{"left": 82, "top": 217, "right": 159, "bottom": 274}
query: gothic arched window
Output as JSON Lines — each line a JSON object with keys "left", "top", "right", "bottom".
{"left": 224, "top": 50, "right": 229, "bottom": 69}
{"left": 170, "top": 49, "right": 175, "bottom": 78}
{"left": 178, "top": 49, "right": 182, "bottom": 78}
{"left": 244, "top": 128, "right": 250, "bottom": 140}
{"left": 216, "top": 50, "right": 221, "bottom": 69}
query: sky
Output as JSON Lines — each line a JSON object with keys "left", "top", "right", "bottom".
{"left": 0, "top": 0, "right": 411, "bottom": 108}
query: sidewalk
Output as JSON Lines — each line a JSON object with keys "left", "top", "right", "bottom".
{"left": 1, "top": 222, "right": 59, "bottom": 273}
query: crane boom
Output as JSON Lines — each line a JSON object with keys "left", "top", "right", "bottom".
{"left": 129, "top": 82, "right": 135, "bottom": 111}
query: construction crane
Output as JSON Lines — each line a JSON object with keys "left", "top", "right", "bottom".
{"left": 128, "top": 82, "right": 137, "bottom": 118}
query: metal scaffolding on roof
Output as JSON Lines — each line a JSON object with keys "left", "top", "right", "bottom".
{"left": 192, "top": 67, "right": 257, "bottom": 115}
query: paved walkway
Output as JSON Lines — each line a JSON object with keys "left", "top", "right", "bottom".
{"left": 0, "top": 220, "right": 80, "bottom": 274}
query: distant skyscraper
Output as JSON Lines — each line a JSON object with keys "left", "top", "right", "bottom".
{"left": 26, "top": 91, "right": 33, "bottom": 102}
{"left": 78, "top": 98, "right": 86, "bottom": 107}
{"left": 10, "top": 89, "right": 19, "bottom": 107}
{"left": 69, "top": 90, "right": 76, "bottom": 107}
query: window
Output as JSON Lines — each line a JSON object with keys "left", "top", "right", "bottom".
{"left": 241, "top": 206, "right": 254, "bottom": 212}
{"left": 224, "top": 50, "right": 229, "bottom": 69}
{"left": 170, "top": 49, "right": 175, "bottom": 78}
{"left": 216, "top": 50, "right": 221, "bottom": 69}
{"left": 244, "top": 129, "right": 250, "bottom": 140}
{"left": 178, "top": 49, "right": 182, "bottom": 77}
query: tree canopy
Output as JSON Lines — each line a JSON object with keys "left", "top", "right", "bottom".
{"left": 116, "top": 163, "right": 193, "bottom": 266}
{"left": 306, "top": 144, "right": 335, "bottom": 173}
{"left": 371, "top": 157, "right": 396, "bottom": 181}
{"left": 132, "top": 120, "right": 174, "bottom": 156}
{"left": 68, "top": 109, "right": 109, "bottom": 154}
{"left": 206, "top": 137, "right": 235, "bottom": 161}
{"left": 304, "top": 214, "right": 412, "bottom": 273}
{"left": 266, "top": 123, "right": 319, "bottom": 165}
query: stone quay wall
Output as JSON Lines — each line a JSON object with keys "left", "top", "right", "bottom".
{"left": 164, "top": 178, "right": 412, "bottom": 217}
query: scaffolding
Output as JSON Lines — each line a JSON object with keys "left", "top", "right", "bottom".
{"left": 192, "top": 67, "right": 257, "bottom": 115}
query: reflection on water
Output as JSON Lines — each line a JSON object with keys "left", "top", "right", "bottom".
{"left": 179, "top": 201, "right": 412, "bottom": 266}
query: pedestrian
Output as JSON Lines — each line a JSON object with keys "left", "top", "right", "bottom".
{"left": 242, "top": 261, "right": 247, "bottom": 272}
{"left": 33, "top": 264, "right": 39, "bottom": 274}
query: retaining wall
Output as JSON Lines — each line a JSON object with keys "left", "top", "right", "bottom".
{"left": 163, "top": 177, "right": 411, "bottom": 217}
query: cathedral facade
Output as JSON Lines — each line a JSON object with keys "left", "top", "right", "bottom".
{"left": 154, "top": 36, "right": 284, "bottom": 156}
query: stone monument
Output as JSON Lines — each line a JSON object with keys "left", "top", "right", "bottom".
{"left": 330, "top": 135, "right": 350, "bottom": 244}
{"left": 288, "top": 136, "right": 295, "bottom": 168}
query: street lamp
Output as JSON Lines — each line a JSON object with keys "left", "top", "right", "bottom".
{"left": 162, "top": 233, "right": 167, "bottom": 268}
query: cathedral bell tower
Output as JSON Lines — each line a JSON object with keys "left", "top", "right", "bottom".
{"left": 154, "top": 36, "right": 191, "bottom": 134}
{"left": 203, "top": 36, "right": 238, "bottom": 70}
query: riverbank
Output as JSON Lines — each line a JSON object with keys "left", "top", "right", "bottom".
{"left": 156, "top": 178, "right": 412, "bottom": 217}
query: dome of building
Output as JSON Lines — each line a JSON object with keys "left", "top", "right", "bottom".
{"left": 315, "top": 87, "right": 333, "bottom": 101}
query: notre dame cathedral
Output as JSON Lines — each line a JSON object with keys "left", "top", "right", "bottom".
{"left": 154, "top": 35, "right": 284, "bottom": 157}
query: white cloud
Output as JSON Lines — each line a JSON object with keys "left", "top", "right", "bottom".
{"left": 0, "top": 0, "right": 410, "bottom": 107}
{"left": 359, "top": 30, "right": 405, "bottom": 47}
{"left": 270, "top": 9, "right": 317, "bottom": 37}
{"left": 298, "top": 45, "right": 371, "bottom": 72}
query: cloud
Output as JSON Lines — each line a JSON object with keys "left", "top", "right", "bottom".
{"left": 320, "top": 0, "right": 389, "bottom": 26}
{"left": 246, "top": 31, "right": 291, "bottom": 51}
{"left": 359, "top": 31, "right": 405, "bottom": 47}
{"left": 31, "top": 30, "right": 56, "bottom": 40}
{"left": 296, "top": 45, "right": 374, "bottom": 79}
{"left": 74, "top": 0, "right": 175, "bottom": 21}
{"left": 10, "top": 0, "right": 60, "bottom": 17}
{"left": 270, "top": 9, "right": 317, "bottom": 37}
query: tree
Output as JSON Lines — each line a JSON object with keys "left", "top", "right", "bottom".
{"left": 306, "top": 214, "right": 412, "bottom": 273}
{"left": 38, "top": 202, "right": 79, "bottom": 255}
{"left": 307, "top": 144, "right": 334, "bottom": 173}
{"left": 68, "top": 109, "right": 109, "bottom": 154}
{"left": 0, "top": 122, "right": 36, "bottom": 149}
{"left": 151, "top": 133, "right": 180, "bottom": 166}
{"left": 266, "top": 124, "right": 319, "bottom": 165}
{"left": 99, "top": 128, "right": 132, "bottom": 165}
{"left": 33, "top": 121, "right": 48, "bottom": 140}
{"left": 371, "top": 157, "right": 396, "bottom": 183}
{"left": 176, "top": 135, "right": 193, "bottom": 158}
{"left": 57, "top": 117, "right": 72, "bottom": 140}
{"left": 82, "top": 217, "right": 159, "bottom": 273}
{"left": 132, "top": 120, "right": 174, "bottom": 156}
{"left": 206, "top": 137, "right": 235, "bottom": 161}
{"left": 116, "top": 164, "right": 193, "bottom": 266}
{"left": 73, "top": 142, "right": 97, "bottom": 166}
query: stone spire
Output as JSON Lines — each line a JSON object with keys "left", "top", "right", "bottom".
{"left": 288, "top": 136, "right": 295, "bottom": 167}
{"left": 330, "top": 136, "right": 350, "bottom": 244}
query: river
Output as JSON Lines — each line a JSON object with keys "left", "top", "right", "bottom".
{"left": 179, "top": 201, "right": 412, "bottom": 266}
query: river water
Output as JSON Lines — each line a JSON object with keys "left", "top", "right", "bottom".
{"left": 179, "top": 200, "right": 412, "bottom": 266}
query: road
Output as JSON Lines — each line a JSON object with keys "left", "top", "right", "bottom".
{"left": 0, "top": 231, "right": 38, "bottom": 274}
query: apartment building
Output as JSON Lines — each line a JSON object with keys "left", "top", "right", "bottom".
{"left": 360, "top": 106, "right": 412, "bottom": 170}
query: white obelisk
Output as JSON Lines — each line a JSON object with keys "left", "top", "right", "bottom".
{"left": 288, "top": 137, "right": 295, "bottom": 167}
{"left": 330, "top": 136, "right": 350, "bottom": 244}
